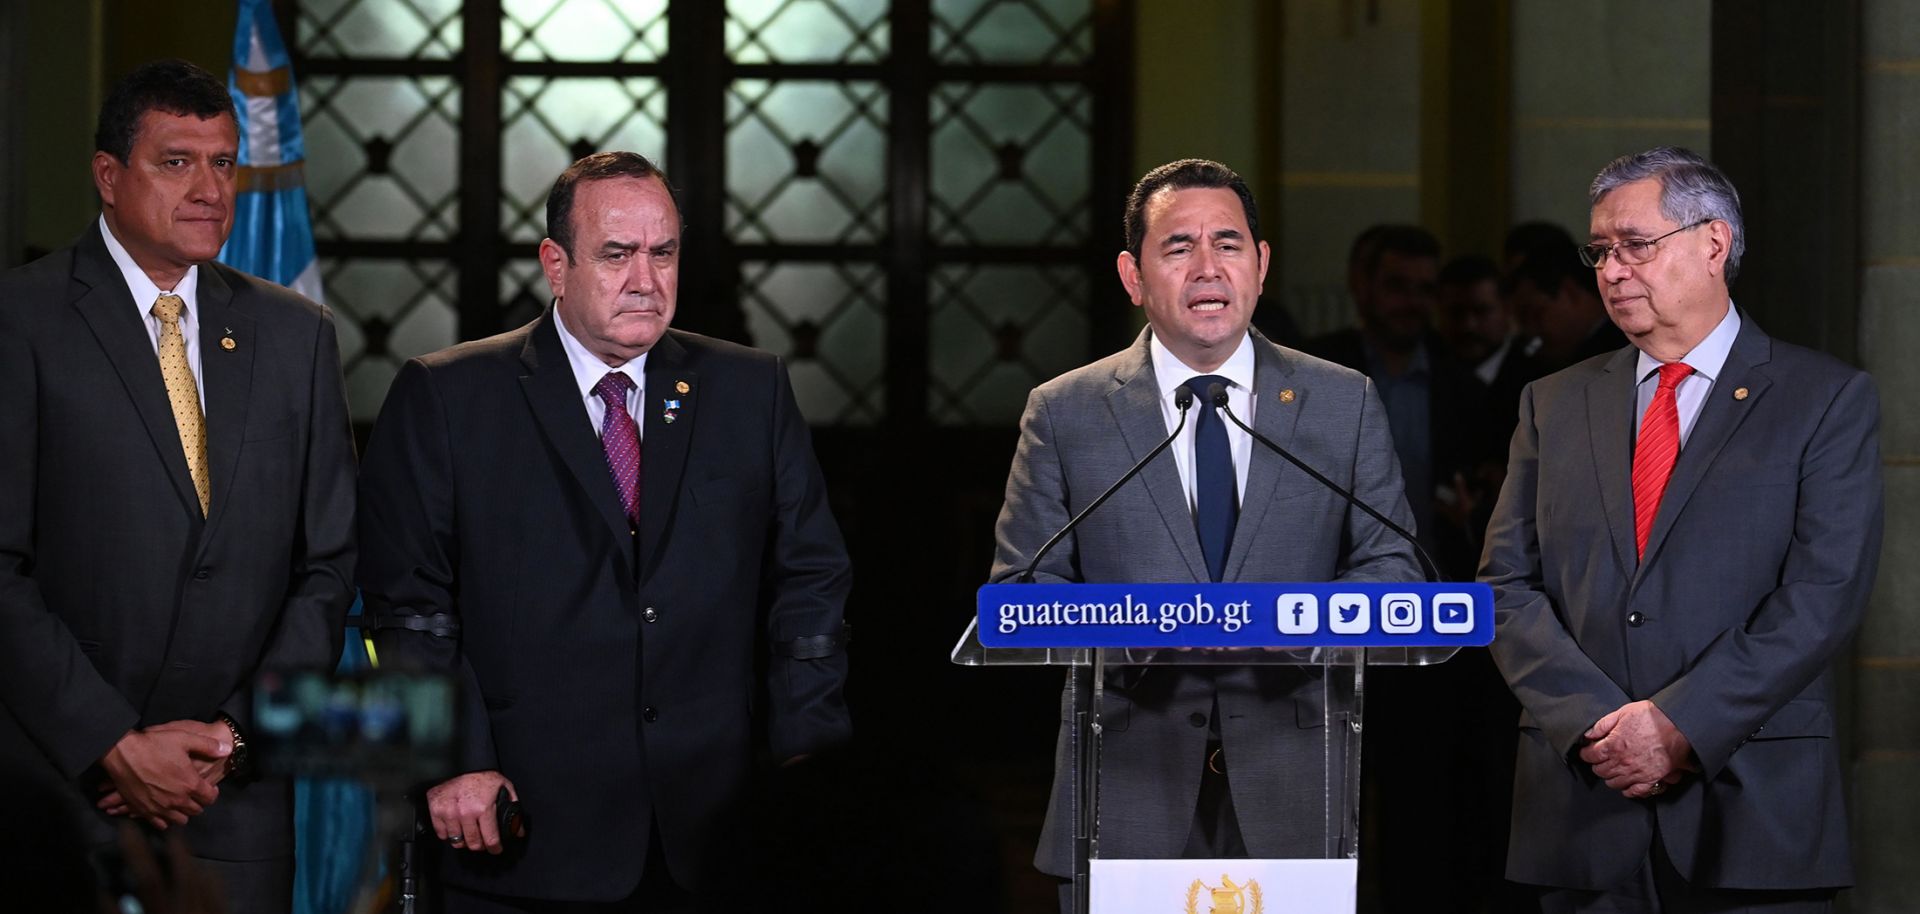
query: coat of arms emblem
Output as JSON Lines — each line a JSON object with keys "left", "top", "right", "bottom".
{"left": 1185, "top": 873, "right": 1264, "bottom": 914}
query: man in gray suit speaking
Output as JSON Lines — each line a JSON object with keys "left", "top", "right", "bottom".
{"left": 1481, "top": 147, "right": 1882, "bottom": 913}
{"left": 989, "top": 159, "right": 1421, "bottom": 901}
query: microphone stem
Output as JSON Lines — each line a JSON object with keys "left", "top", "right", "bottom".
{"left": 1019, "top": 402, "right": 1191, "bottom": 583}
{"left": 1217, "top": 404, "right": 1440, "bottom": 583}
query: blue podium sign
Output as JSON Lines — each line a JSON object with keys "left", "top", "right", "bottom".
{"left": 976, "top": 583, "right": 1494, "bottom": 648}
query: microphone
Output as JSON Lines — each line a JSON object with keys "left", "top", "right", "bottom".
{"left": 1206, "top": 382, "right": 1440, "bottom": 582}
{"left": 1018, "top": 385, "right": 1195, "bottom": 583}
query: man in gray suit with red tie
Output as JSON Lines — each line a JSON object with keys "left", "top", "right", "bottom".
{"left": 1482, "top": 146, "right": 1882, "bottom": 912}
{"left": 0, "top": 60, "right": 356, "bottom": 911}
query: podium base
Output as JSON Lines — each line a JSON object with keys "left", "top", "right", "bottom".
{"left": 1090, "top": 858, "right": 1356, "bottom": 914}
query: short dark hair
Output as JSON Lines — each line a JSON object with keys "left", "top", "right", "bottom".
{"left": 545, "top": 151, "right": 681, "bottom": 261}
{"left": 1506, "top": 243, "right": 1596, "bottom": 301}
{"left": 1348, "top": 224, "right": 1439, "bottom": 279}
{"left": 1439, "top": 254, "right": 1498, "bottom": 288}
{"left": 1502, "top": 221, "right": 1575, "bottom": 266}
{"left": 94, "top": 59, "right": 235, "bottom": 164}
{"left": 1123, "top": 159, "right": 1261, "bottom": 259}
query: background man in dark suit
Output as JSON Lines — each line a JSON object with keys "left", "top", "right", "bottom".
{"left": 988, "top": 159, "right": 1420, "bottom": 911}
{"left": 1507, "top": 239, "right": 1630, "bottom": 373}
{"left": 1483, "top": 146, "right": 1881, "bottom": 913}
{"left": 1310, "top": 227, "right": 1519, "bottom": 913}
{"left": 1306, "top": 225, "right": 1491, "bottom": 579}
{"left": 358, "top": 152, "right": 853, "bottom": 913}
{"left": 0, "top": 60, "right": 357, "bottom": 911}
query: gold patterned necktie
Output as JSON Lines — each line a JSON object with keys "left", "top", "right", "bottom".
{"left": 152, "top": 294, "right": 210, "bottom": 515}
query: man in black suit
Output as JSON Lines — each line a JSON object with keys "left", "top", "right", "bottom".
{"left": 358, "top": 152, "right": 853, "bottom": 912}
{"left": 1509, "top": 241, "right": 1629, "bottom": 372}
{"left": 1308, "top": 228, "right": 1519, "bottom": 913}
{"left": 0, "top": 60, "right": 357, "bottom": 911}
{"left": 1439, "top": 253, "right": 1545, "bottom": 446}
{"left": 1305, "top": 225, "right": 1490, "bottom": 578}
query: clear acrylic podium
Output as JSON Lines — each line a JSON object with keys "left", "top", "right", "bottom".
{"left": 951, "top": 617, "right": 1460, "bottom": 914}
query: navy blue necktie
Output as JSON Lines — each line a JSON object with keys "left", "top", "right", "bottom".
{"left": 1187, "top": 375, "right": 1238, "bottom": 582}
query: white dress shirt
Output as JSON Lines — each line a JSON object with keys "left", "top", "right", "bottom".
{"left": 101, "top": 215, "right": 205, "bottom": 410}
{"left": 1475, "top": 336, "right": 1514, "bottom": 387}
{"left": 553, "top": 305, "right": 647, "bottom": 440}
{"left": 1632, "top": 304, "right": 1740, "bottom": 447}
{"left": 1150, "top": 331, "right": 1257, "bottom": 511}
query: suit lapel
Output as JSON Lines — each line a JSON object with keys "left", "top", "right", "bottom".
{"left": 1108, "top": 332, "right": 1208, "bottom": 583}
{"left": 1222, "top": 333, "right": 1301, "bottom": 581}
{"left": 638, "top": 332, "right": 696, "bottom": 576}
{"left": 1585, "top": 347, "right": 1641, "bottom": 579}
{"left": 196, "top": 266, "right": 253, "bottom": 536}
{"left": 68, "top": 226, "right": 202, "bottom": 519}
{"left": 1635, "top": 317, "right": 1772, "bottom": 579}
{"left": 518, "top": 312, "right": 635, "bottom": 562}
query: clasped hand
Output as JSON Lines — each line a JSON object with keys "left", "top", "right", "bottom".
{"left": 1578, "top": 700, "right": 1698, "bottom": 799}
{"left": 97, "top": 721, "right": 233, "bottom": 829}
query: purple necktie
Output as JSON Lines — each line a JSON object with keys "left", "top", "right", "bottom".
{"left": 594, "top": 372, "right": 641, "bottom": 528}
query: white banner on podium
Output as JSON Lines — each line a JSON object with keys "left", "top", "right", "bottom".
{"left": 1090, "top": 858, "right": 1357, "bottom": 914}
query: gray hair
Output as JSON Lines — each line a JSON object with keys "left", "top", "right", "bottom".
{"left": 1589, "top": 146, "right": 1745, "bottom": 283}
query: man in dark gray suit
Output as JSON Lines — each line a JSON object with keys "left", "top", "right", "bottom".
{"left": 1482, "top": 146, "right": 1881, "bottom": 913}
{"left": 989, "top": 159, "right": 1420, "bottom": 902}
{"left": 0, "top": 60, "right": 356, "bottom": 910}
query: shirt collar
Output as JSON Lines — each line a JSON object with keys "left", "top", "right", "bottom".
{"left": 1475, "top": 337, "right": 1513, "bottom": 386}
{"left": 1634, "top": 303, "right": 1740, "bottom": 384}
{"left": 99, "top": 214, "right": 199, "bottom": 315}
{"left": 553, "top": 303, "right": 647, "bottom": 401}
{"left": 1148, "top": 330, "right": 1256, "bottom": 399}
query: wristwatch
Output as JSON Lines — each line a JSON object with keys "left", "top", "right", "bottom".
{"left": 216, "top": 712, "right": 251, "bottom": 779}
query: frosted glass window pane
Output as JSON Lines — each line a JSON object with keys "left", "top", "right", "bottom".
{"left": 727, "top": 0, "right": 889, "bottom": 64}
{"left": 503, "top": 0, "right": 669, "bottom": 62}
{"left": 741, "top": 261, "right": 886, "bottom": 426}
{"left": 933, "top": 0, "right": 1092, "bottom": 65}
{"left": 303, "top": 77, "right": 461, "bottom": 242}
{"left": 501, "top": 77, "right": 668, "bottom": 244}
{"left": 931, "top": 82, "right": 1091, "bottom": 245}
{"left": 300, "top": 0, "right": 461, "bottom": 59}
{"left": 727, "top": 80, "right": 888, "bottom": 244}
{"left": 929, "top": 264, "right": 1089, "bottom": 425}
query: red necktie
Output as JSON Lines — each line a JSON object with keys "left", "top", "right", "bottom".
{"left": 1632, "top": 362, "right": 1693, "bottom": 560}
{"left": 594, "top": 371, "right": 641, "bottom": 528}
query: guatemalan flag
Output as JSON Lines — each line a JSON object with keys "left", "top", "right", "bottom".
{"left": 218, "top": 0, "right": 323, "bottom": 303}
{"left": 220, "top": 5, "right": 377, "bottom": 911}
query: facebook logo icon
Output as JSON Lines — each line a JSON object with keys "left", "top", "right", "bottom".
{"left": 1275, "top": 594, "right": 1320, "bottom": 634}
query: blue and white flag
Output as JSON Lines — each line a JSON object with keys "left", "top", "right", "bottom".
{"left": 219, "top": 0, "right": 323, "bottom": 303}
{"left": 221, "top": 5, "right": 370, "bottom": 913}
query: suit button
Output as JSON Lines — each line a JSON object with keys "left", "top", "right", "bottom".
{"left": 642, "top": 706, "right": 658, "bottom": 723}
{"left": 1627, "top": 611, "right": 1645, "bottom": 627}
{"left": 643, "top": 607, "right": 659, "bottom": 623}
{"left": 193, "top": 568, "right": 211, "bottom": 581}
{"left": 1189, "top": 712, "right": 1208, "bottom": 728}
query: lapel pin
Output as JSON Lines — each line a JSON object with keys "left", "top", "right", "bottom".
{"left": 663, "top": 398, "right": 681, "bottom": 424}
{"left": 675, "top": 380, "right": 690, "bottom": 395}
{"left": 221, "top": 337, "right": 236, "bottom": 351}
{"left": 1279, "top": 389, "right": 1295, "bottom": 403}
{"left": 1733, "top": 387, "right": 1749, "bottom": 401}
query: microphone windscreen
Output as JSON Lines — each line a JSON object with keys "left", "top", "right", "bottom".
{"left": 1174, "top": 385, "right": 1194, "bottom": 409}
{"left": 1207, "top": 382, "right": 1229, "bottom": 409}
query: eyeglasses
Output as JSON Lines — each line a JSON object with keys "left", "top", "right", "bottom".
{"left": 1578, "top": 220, "right": 1711, "bottom": 268}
